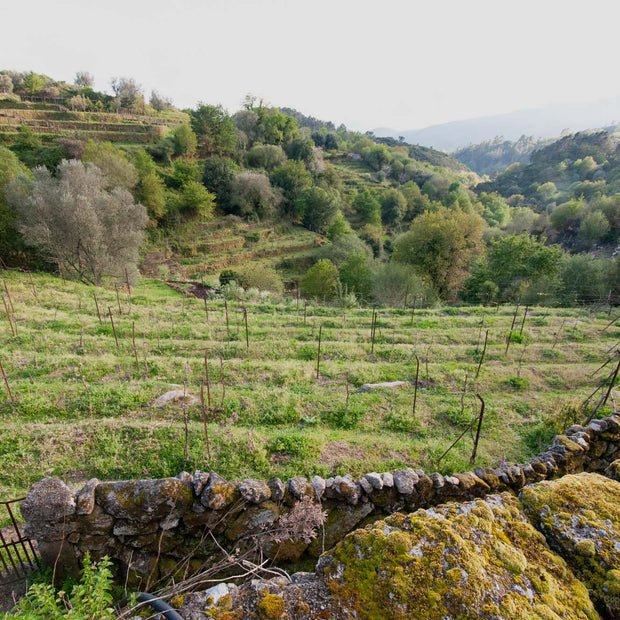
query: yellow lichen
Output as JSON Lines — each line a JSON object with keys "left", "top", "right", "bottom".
{"left": 257, "top": 593, "right": 285, "bottom": 619}
{"left": 322, "top": 492, "right": 597, "bottom": 619}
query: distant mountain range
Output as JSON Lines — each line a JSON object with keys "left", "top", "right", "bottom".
{"left": 373, "top": 97, "right": 620, "bottom": 152}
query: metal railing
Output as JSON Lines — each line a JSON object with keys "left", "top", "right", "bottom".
{"left": 0, "top": 498, "right": 39, "bottom": 584}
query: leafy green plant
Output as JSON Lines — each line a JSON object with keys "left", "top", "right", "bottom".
{"left": 268, "top": 432, "right": 317, "bottom": 459}
{"left": 322, "top": 404, "right": 366, "bottom": 430}
{"left": 382, "top": 410, "right": 420, "bottom": 433}
{"left": 297, "top": 345, "right": 316, "bottom": 361}
{"left": 6, "top": 553, "right": 115, "bottom": 619}
{"left": 507, "top": 375, "right": 530, "bottom": 390}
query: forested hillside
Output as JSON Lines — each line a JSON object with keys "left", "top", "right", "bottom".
{"left": 453, "top": 135, "right": 552, "bottom": 177}
{"left": 0, "top": 70, "right": 618, "bottom": 308}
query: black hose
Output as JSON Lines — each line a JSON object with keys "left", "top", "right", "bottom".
{"left": 118, "top": 592, "right": 184, "bottom": 620}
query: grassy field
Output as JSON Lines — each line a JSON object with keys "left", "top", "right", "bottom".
{"left": 0, "top": 270, "right": 617, "bottom": 503}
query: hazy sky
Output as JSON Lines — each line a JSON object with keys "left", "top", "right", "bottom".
{"left": 3, "top": 0, "right": 620, "bottom": 131}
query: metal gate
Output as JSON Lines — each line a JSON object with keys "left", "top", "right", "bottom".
{"left": 0, "top": 498, "right": 39, "bottom": 584}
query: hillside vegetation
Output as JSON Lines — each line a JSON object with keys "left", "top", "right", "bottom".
{"left": 1, "top": 69, "right": 618, "bottom": 309}
{"left": 453, "top": 135, "right": 552, "bottom": 177}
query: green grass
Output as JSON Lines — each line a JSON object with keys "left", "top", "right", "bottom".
{"left": 0, "top": 270, "right": 615, "bottom": 504}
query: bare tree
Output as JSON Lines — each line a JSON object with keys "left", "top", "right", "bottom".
{"left": 74, "top": 71, "right": 94, "bottom": 88}
{"left": 110, "top": 77, "right": 142, "bottom": 110}
{"left": 7, "top": 160, "right": 148, "bottom": 285}
{"left": 0, "top": 75, "right": 13, "bottom": 94}
{"left": 149, "top": 90, "right": 173, "bottom": 112}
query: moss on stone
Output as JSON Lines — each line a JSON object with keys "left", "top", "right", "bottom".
{"left": 520, "top": 472, "right": 620, "bottom": 609}
{"left": 257, "top": 593, "right": 285, "bottom": 619}
{"left": 320, "top": 492, "right": 597, "bottom": 619}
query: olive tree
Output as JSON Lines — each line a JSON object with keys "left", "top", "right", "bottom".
{"left": 7, "top": 160, "right": 148, "bottom": 284}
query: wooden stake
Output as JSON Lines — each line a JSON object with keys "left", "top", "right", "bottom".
{"left": 200, "top": 379, "right": 211, "bottom": 460}
{"left": 410, "top": 295, "right": 417, "bottom": 326}
{"left": 93, "top": 293, "right": 102, "bottom": 324}
{"left": 3, "top": 281, "right": 14, "bottom": 314}
{"left": 243, "top": 307, "right": 249, "bottom": 350}
{"left": 437, "top": 417, "right": 477, "bottom": 465}
{"left": 224, "top": 300, "right": 230, "bottom": 341}
{"left": 28, "top": 273, "right": 38, "bottom": 301}
{"left": 124, "top": 268, "right": 132, "bottom": 305}
{"left": 475, "top": 330, "right": 489, "bottom": 379}
{"left": 552, "top": 320, "right": 565, "bottom": 350}
{"left": 204, "top": 350, "right": 212, "bottom": 409}
{"left": 586, "top": 357, "right": 620, "bottom": 423}
{"left": 132, "top": 322, "right": 140, "bottom": 371}
{"left": 371, "top": 309, "right": 377, "bottom": 355}
{"left": 412, "top": 355, "right": 420, "bottom": 417}
{"left": 519, "top": 305, "right": 529, "bottom": 335}
{"left": 115, "top": 284, "right": 122, "bottom": 315}
{"left": 316, "top": 324, "right": 322, "bottom": 380}
{"left": 505, "top": 304, "right": 519, "bottom": 355}
{"left": 2, "top": 294, "right": 15, "bottom": 337}
{"left": 108, "top": 307, "right": 119, "bottom": 348}
{"left": 470, "top": 394, "right": 485, "bottom": 465}
{"left": 0, "top": 360, "right": 14, "bottom": 402}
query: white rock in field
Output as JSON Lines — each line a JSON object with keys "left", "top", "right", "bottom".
{"left": 152, "top": 389, "right": 199, "bottom": 407}
{"left": 355, "top": 381, "right": 408, "bottom": 393}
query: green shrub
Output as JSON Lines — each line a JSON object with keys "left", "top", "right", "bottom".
{"left": 7, "top": 553, "right": 115, "bottom": 619}
{"left": 219, "top": 269, "right": 240, "bottom": 286}
{"left": 322, "top": 404, "right": 366, "bottom": 430}
{"left": 297, "top": 345, "right": 316, "bottom": 361}
{"left": 268, "top": 432, "right": 317, "bottom": 459}
{"left": 244, "top": 231, "right": 261, "bottom": 243}
{"left": 507, "top": 375, "right": 530, "bottom": 390}
{"left": 382, "top": 410, "right": 420, "bottom": 433}
{"left": 507, "top": 331, "right": 528, "bottom": 344}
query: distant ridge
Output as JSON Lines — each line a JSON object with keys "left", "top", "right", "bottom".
{"left": 374, "top": 97, "right": 620, "bottom": 152}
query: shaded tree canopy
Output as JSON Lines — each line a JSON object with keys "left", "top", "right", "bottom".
{"left": 229, "top": 171, "right": 278, "bottom": 220}
{"left": 203, "top": 156, "right": 238, "bottom": 212}
{"left": 297, "top": 186, "right": 339, "bottom": 233}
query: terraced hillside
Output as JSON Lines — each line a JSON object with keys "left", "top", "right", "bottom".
{"left": 0, "top": 270, "right": 616, "bottom": 502}
{"left": 142, "top": 217, "right": 323, "bottom": 281}
{"left": 0, "top": 101, "right": 188, "bottom": 145}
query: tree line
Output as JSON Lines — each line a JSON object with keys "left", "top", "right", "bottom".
{"left": 0, "top": 70, "right": 618, "bottom": 307}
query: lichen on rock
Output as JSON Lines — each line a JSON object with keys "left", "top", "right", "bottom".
{"left": 318, "top": 492, "right": 598, "bottom": 619}
{"left": 520, "top": 472, "right": 620, "bottom": 614}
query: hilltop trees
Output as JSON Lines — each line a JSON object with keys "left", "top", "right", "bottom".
{"left": 7, "top": 160, "right": 147, "bottom": 284}
{"left": 74, "top": 72, "right": 94, "bottom": 88}
{"left": 190, "top": 104, "right": 237, "bottom": 157}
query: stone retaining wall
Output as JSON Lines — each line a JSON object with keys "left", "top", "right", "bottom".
{"left": 21, "top": 414, "right": 620, "bottom": 588}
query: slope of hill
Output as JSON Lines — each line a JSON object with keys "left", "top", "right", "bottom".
{"left": 0, "top": 101, "right": 188, "bottom": 145}
{"left": 453, "top": 135, "right": 553, "bottom": 177}
{"left": 375, "top": 97, "right": 620, "bottom": 152}
{"left": 479, "top": 130, "right": 620, "bottom": 200}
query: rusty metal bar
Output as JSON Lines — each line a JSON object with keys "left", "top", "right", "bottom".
{"left": 6, "top": 500, "right": 37, "bottom": 569}
{"left": 0, "top": 497, "right": 39, "bottom": 582}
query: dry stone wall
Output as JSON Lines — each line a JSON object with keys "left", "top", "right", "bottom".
{"left": 21, "top": 414, "right": 620, "bottom": 588}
